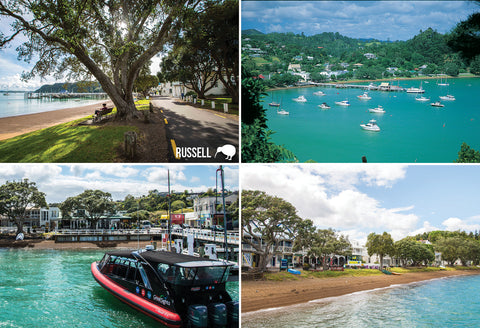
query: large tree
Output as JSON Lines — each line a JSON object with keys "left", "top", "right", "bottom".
{"left": 0, "top": 0, "right": 206, "bottom": 120}
{"left": 366, "top": 232, "right": 395, "bottom": 269}
{"left": 241, "top": 190, "right": 303, "bottom": 272}
{"left": 0, "top": 179, "right": 47, "bottom": 234}
{"left": 60, "top": 189, "right": 115, "bottom": 229}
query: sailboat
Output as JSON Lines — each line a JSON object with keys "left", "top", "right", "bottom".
{"left": 437, "top": 75, "right": 449, "bottom": 86}
{"left": 406, "top": 81, "right": 425, "bottom": 93}
{"left": 268, "top": 93, "right": 280, "bottom": 107}
{"left": 277, "top": 97, "right": 289, "bottom": 115}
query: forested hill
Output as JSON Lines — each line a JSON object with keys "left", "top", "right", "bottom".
{"left": 242, "top": 28, "right": 475, "bottom": 82}
{"left": 35, "top": 81, "right": 103, "bottom": 93}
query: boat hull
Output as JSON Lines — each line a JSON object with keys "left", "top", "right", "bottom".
{"left": 91, "top": 262, "right": 182, "bottom": 328}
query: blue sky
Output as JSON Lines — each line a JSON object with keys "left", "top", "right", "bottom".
{"left": 241, "top": 164, "right": 480, "bottom": 243}
{"left": 0, "top": 164, "right": 239, "bottom": 204}
{"left": 242, "top": 1, "right": 479, "bottom": 41}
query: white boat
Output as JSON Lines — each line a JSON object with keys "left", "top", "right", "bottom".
{"left": 360, "top": 119, "right": 380, "bottom": 132}
{"left": 431, "top": 101, "right": 444, "bottom": 107}
{"left": 357, "top": 92, "right": 371, "bottom": 100}
{"left": 277, "top": 108, "right": 289, "bottom": 115}
{"left": 293, "top": 95, "right": 307, "bottom": 102}
{"left": 313, "top": 91, "right": 325, "bottom": 96}
{"left": 439, "top": 94, "right": 455, "bottom": 101}
{"left": 318, "top": 102, "right": 330, "bottom": 110}
{"left": 335, "top": 100, "right": 350, "bottom": 106}
{"left": 415, "top": 96, "right": 430, "bottom": 102}
{"left": 368, "top": 105, "right": 385, "bottom": 113}
{"left": 406, "top": 81, "right": 425, "bottom": 93}
{"left": 437, "top": 76, "right": 449, "bottom": 86}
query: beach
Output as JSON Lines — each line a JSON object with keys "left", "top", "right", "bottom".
{"left": 0, "top": 100, "right": 112, "bottom": 141}
{"left": 241, "top": 269, "right": 480, "bottom": 313}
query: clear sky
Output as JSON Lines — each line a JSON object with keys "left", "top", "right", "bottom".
{"left": 241, "top": 164, "right": 480, "bottom": 244}
{"left": 242, "top": 1, "right": 479, "bottom": 41}
{"left": 0, "top": 164, "right": 238, "bottom": 204}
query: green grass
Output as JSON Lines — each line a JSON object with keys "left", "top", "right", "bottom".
{"left": 198, "top": 97, "right": 239, "bottom": 115}
{"left": 0, "top": 104, "right": 149, "bottom": 162}
{"left": 264, "top": 268, "right": 383, "bottom": 281}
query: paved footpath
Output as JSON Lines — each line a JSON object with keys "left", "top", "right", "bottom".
{"left": 151, "top": 96, "right": 239, "bottom": 162}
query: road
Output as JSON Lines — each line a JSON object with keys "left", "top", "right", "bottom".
{"left": 151, "top": 96, "right": 239, "bottom": 162}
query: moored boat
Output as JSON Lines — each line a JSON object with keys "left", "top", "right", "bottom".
{"left": 268, "top": 101, "right": 280, "bottom": 107}
{"left": 277, "top": 108, "right": 289, "bottom": 115}
{"left": 335, "top": 100, "right": 350, "bottom": 106}
{"left": 313, "top": 91, "right": 326, "bottom": 96}
{"left": 360, "top": 119, "right": 380, "bottom": 132}
{"left": 91, "top": 248, "right": 238, "bottom": 328}
{"left": 318, "top": 102, "right": 330, "bottom": 110}
{"left": 415, "top": 96, "right": 430, "bottom": 102}
{"left": 439, "top": 94, "right": 455, "bottom": 101}
{"left": 368, "top": 105, "right": 385, "bottom": 113}
{"left": 293, "top": 95, "right": 307, "bottom": 102}
{"left": 431, "top": 101, "right": 444, "bottom": 107}
{"left": 357, "top": 92, "right": 371, "bottom": 100}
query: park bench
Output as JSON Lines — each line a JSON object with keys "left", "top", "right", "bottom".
{"left": 93, "top": 107, "right": 113, "bottom": 122}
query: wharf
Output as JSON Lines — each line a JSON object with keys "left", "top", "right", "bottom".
{"left": 313, "top": 82, "right": 405, "bottom": 92}
{"left": 25, "top": 92, "right": 108, "bottom": 99}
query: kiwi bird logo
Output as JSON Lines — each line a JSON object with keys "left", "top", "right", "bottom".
{"left": 214, "top": 144, "right": 236, "bottom": 160}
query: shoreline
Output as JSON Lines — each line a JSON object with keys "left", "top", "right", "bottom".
{"left": 267, "top": 74, "right": 478, "bottom": 91}
{"left": 0, "top": 239, "right": 160, "bottom": 250}
{"left": 0, "top": 100, "right": 113, "bottom": 141}
{"left": 241, "top": 269, "right": 480, "bottom": 313}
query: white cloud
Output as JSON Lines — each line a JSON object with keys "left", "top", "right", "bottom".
{"left": 442, "top": 217, "right": 480, "bottom": 232}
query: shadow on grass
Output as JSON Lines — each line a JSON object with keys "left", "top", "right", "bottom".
{"left": 0, "top": 118, "right": 136, "bottom": 162}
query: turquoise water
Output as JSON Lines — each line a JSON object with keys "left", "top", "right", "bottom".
{"left": 0, "top": 93, "right": 106, "bottom": 118}
{"left": 0, "top": 249, "right": 238, "bottom": 327}
{"left": 242, "top": 274, "right": 480, "bottom": 327}
{"left": 265, "top": 77, "right": 480, "bottom": 162}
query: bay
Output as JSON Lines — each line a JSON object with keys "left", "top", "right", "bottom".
{"left": 242, "top": 274, "right": 480, "bottom": 327}
{"left": 265, "top": 77, "right": 480, "bottom": 162}
{"left": 0, "top": 93, "right": 107, "bottom": 119}
{"left": 0, "top": 249, "right": 239, "bottom": 328}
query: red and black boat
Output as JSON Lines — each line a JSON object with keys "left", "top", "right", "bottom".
{"left": 91, "top": 248, "right": 238, "bottom": 327}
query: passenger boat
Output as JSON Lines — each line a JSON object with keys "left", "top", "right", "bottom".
{"left": 439, "top": 94, "right": 455, "bottom": 101}
{"left": 335, "top": 100, "right": 350, "bottom": 106}
{"left": 357, "top": 92, "right": 371, "bottom": 100}
{"left": 406, "top": 82, "right": 425, "bottom": 94}
{"left": 318, "top": 102, "right": 330, "bottom": 110}
{"left": 91, "top": 248, "right": 238, "bottom": 327}
{"left": 431, "top": 101, "right": 444, "bottom": 107}
{"left": 360, "top": 119, "right": 380, "bottom": 132}
{"left": 368, "top": 105, "right": 385, "bottom": 113}
{"left": 293, "top": 95, "right": 307, "bottom": 102}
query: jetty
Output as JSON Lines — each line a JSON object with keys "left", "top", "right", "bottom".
{"left": 311, "top": 82, "right": 405, "bottom": 92}
{"left": 25, "top": 92, "right": 108, "bottom": 100}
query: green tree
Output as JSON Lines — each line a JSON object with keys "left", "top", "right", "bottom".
{"left": 470, "top": 55, "right": 480, "bottom": 75}
{"left": 0, "top": 1, "right": 210, "bottom": 120}
{"left": 305, "top": 228, "right": 351, "bottom": 270}
{"left": 0, "top": 179, "right": 47, "bottom": 234}
{"left": 435, "top": 236, "right": 463, "bottom": 266}
{"left": 456, "top": 142, "right": 480, "bottom": 163}
{"left": 366, "top": 232, "right": 395, "bottom": 269}
{"left": 241, "top": 190, "right": 303, "bottom": 272}
{"left": 171, "top": 200, "right": 186, "bottom": 212}
{"left": 447, "top": 12, "right": 480, "bottom": 61}
{"left": 134, "top": 75, "right": 159, "bottom": 98}
{"left": 60, "top": 190, "right": 115, "bottom": 229}
{"left": 444, "top": 62, "right": 459, "bottom": 77}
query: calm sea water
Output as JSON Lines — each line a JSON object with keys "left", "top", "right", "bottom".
{"left": 0, "top": 249, "right": 238, "bottom": 328}
{"left": 265, "top": 77, "right": 480, "bottom": 162}
{"left": 242, "top": 274, "right": 480, "bottom": 327}
{"left": 0, "top": 93, "right": 106, "bottom": 118}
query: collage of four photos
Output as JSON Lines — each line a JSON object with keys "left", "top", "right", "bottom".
{"left": 1, "top": 0, "right": 480, "bottom": 327}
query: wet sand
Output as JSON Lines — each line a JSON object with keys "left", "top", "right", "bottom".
{"left": 242, "top": 269, "right": 480, "bottom": 313}
{"left": 0, "top": 101, "right": 113, "bottom": 141}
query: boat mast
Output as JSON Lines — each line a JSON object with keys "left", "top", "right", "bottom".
{"left": 217, "top": 165, "right": 228, "bottom": 261}
{"left": 168, "top": 169, "right": 172, "bottom": 251}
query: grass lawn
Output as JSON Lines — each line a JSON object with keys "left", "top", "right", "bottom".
{"left": 197, "top": 97, "right": 239, "bottom": 116}
{"left": 0, "top": 102, "right": 150, "bottom": 162}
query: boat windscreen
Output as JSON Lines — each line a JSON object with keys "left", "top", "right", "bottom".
{"left": 157, "top": 264, "right": 230, "bottom": 286}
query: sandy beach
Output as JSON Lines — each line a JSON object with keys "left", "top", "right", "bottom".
{"left": 241, "top": 269, "right": 480, "bottom": 313}
{"left": 0, "top": 100, "right": 113, "bottom": 141}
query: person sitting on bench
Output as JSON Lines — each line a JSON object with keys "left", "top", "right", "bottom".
{"left": 95, "top": 103, "right": 108, "bottom": 116}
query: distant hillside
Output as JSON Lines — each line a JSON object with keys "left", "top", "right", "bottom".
{"left": 35, "top": 81, "right": 104, "bottom": 93}
{"left": 242, "top": 29, "right": 264, "bottom": 36}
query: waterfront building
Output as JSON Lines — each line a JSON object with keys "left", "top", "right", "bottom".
{"left": 193, "top": 192, "right": 238, "bottom": 228}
